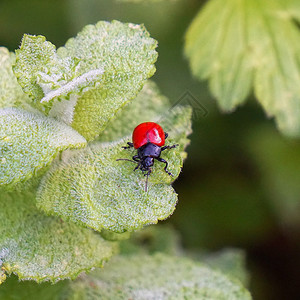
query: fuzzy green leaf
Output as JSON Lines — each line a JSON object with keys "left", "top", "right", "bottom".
{"left": 59, "top": 21, "right": 158, "bottom": 140}
{"left": 36, "top": 98, "right": 191, "bottom": 233}
{"left": 37, "top": 139, "right": 181, "bottom": 233}
{"left": 13, "top": 21, "right": 157, "bottom": 141}
{"left": 0, "top": 108, "right": 86, "bottom": 187}
{"left": 0, "top": 190, "right": 116, "bottom": 284}
{"left": 185, "top": 0, "right": 300, "bottom": 137}
{"left": 66, "top": 254, "right": 252, "bottom": 299}
{"left": 0, "top": 48, "right": 31, "bottom": 109}
{"left": 0, "top": 254, "right": 251, "bottom": 299}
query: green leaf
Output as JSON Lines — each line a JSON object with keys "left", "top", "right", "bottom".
{"left": 13, "top": 21, "right": 158, "bottom": 141}
{"left": 185, "top": 0, "right": 300, "bottom": 137}
{"left": 0, "top": 190, "right": 116, "bottom": 284}
{"left": 66, "top": 254, "right": 252, "bottom": 299}
{"left": 13, "top": 35, "right": 64, "bottom": 112}
{"left": 60, "top": 21, "right": 158, "bottom": 141}
{"left": 37, "top": 139, "right": 181, "bottom": 233}
{"left": 0, "top": 48, "right": 31, "bottom": 109}
{"left": 0, "top": 107, "right": 86, "bottom": 188}
{"left": 37, "top": 85, "right": 191, "bottom": 233}
{"left": 1, "top": 254, "right": 251, "bottom": 299}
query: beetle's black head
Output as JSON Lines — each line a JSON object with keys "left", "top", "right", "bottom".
{"left": 141, "top": 157, "right": 154, "bottom": 170}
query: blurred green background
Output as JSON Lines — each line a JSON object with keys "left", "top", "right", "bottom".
{"left": 1, "top": 0, "right": 300, "bottom": 299}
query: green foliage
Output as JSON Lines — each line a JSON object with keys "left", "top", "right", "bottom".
{"left": 0, "top": 252, "right": 251, "bottom": 299}
{"left": 0, "top": 48, "right": 31, "bottom": 110}
{"left": 0, "top": 190, "right": 116, "bottom": 283}
{"left": 0, "top": 19, "right": 194, "bottom": 287}
{"left": 0, "top": 108, "right": 86, "bottom": 187}
{"left": 65, "top": 254, "right": 251, "bottom": 299}
{"left": 185, "top": 0, "right": 300, "bottom": 137}
{"left": 14, "top": 21, "right": 158, "bottom": 141}
{"left": 61, "top": 21, "right": 158, "bottom": 141}
{"left": 36, "top": 106, "right": 191, "bottom": 233}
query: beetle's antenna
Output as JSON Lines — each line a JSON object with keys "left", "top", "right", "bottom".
{"left": 145, "top": 173, "right": 149, "bottom": 192}
{"left": 116, "top": 158, "right": 138, "bottom": 164}
{"left": 144, "top": 169, "right": 151, "bottom": 192}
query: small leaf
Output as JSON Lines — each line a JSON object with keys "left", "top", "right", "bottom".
{"left": 66, "top": 254, "right": 252, "bottom": 299}
{"left": 185, "top": 0, "right": 300, "bottom": 137}
{"left": 0, "top": 190, "right": 116, "bottom": 284}
{"left": 0, "top": 47, "right": 31, "bottom": 109}
{"left": 13, "top": 35, "right": 60, "bottom": 111}
{"left": 60, "top": 21, "right": 158, "bottom": 140}
{"left": 0, "top": 107, "right": 86, "bottom": 188}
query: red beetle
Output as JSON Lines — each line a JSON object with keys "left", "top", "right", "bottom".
{"left": 117, "top": 122, "right": 178, "bottom": 191}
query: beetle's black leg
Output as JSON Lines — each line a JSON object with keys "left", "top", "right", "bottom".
{"left": 161, "top": 144, "right": 178, "bottom": 151}
{"left": 156, "top": 157, "right": 173, "bottom": 176}
{"left": 132, "top": 155, "right": 140, "bottom": 162}
{"left": 122, "top": 142, "right": 134, "bottom": 149}
{"left": 164, "top": 132, "right": 168, "bottom": 139}
{"left": 134, "top": 163, "right": 140, "bottom": 171}
{"left": 132, "top": 156, "right": 141, "bottom": 171}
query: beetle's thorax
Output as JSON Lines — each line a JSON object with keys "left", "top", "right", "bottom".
{"left": 137, "top": 142, "right": 161, "bottom": 160}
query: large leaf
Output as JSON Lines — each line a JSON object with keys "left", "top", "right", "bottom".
{"left": 0, "top": 107, "right": 86, "bottom": 188}
{"left": 36, "top": 139, "right": 181, "bottom": 233}
{"left": 0, "top": 48, "right": 31, "bottom": 109}
{"left": 185, "top": 0, "right": 300, "bottom": 137}
{"left": 60, "top": 21, "right": 158, "bottom": 141}
{"left": 0, "top": 254, "right": 251, "bottom": 299}
{"left": 13, "top": 21, "right": 158, "bottom": 141}
{"left": 37, "top": 103, "right": 191, "bottom": 233}
{"left": 66, "top": 254, "right": 252, "bottom": 299}
{"left": 0, "top": 190, "right": 116, "bottom": 284}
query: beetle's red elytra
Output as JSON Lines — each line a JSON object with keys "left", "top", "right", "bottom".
{"left": 117, "top": 122, "right": 178, "bottom": 192}
{"left": 132, "top": 122, "right": 165, "bottom": 149}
